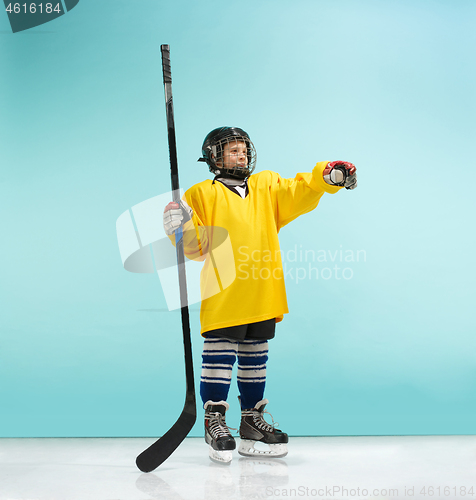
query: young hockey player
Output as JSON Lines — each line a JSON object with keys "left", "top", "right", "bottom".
{"left": 163, "top": 127, "right": 357, "bottom": 463}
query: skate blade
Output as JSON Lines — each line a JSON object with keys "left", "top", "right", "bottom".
{"left": 209, "top": 447, "right": 233, "bottom": 464}
{"left": 238, "top": 439, "right": 288, "bottom": 458}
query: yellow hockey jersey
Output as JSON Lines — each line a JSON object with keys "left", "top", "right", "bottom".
{"left": 178, "top": 161, "right": 342, "bottom": 335}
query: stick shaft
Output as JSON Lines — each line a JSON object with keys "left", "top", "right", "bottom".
{"left": 161, "top": 44, "right": 180, "bottom": 198}
{"left": 160, "top": 44, "right": 194, "bottom": 394}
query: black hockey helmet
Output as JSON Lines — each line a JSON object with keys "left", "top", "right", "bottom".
{"left": 198, "top": 126, "right": 257, "bottom": 179}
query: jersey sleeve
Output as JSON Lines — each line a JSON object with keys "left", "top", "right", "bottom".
{"left": 272, "top": 161, "right": 343, "bottom": 230}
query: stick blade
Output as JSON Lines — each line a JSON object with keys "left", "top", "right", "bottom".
{"left": 136, "top": 403, "right": 196, "bottom": 472}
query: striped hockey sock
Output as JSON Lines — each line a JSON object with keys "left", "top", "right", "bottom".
{"left": 200, "top": 337, "right": 237, "bottom": 405}
{"left": 237, "top": 340, "right": 268, "bottom": 409}
{"left": 200, "top": 337, "right": 269, "bottom": 409}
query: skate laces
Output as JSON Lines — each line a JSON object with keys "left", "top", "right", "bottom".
{"left": 244, "top": 408, "right": 279, "bottom": 433}
{"left": 207, "top": 412, "right": 237, "bottom": 439}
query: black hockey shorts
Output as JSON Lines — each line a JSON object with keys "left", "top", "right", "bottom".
{"left": 203, "top": 318, "right": 276, "bottom": 341}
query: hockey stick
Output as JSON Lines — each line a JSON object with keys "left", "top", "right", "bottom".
{"left": 135, "top": 44, "right": 197, "bottom": 473}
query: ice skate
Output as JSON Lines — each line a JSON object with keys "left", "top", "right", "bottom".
{"left": 238, "top": 398, "right": 288, "bottom": 458}
{"left": 204, "top": 400, "right": 236, "bottom": 464}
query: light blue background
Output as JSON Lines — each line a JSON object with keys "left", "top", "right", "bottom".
{"left": 1, "top": 0, "right": 475, "bottom": 437}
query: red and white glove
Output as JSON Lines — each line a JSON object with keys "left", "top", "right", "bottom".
{"left": 323, "top": 161, "right": 357, "bottom": 190}
{"left": 163, "top": 200, "right": 193, "bottom": 235}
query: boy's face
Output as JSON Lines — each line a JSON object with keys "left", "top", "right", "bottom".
{"left": 219, "top": 140, "right": 248, "bottom": 170}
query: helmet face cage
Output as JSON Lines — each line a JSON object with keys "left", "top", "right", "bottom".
{"left": 210, "top": 135, "right": 257, "bottom": 179}
{"left": 201, "top": 127, "right": 257, "bottom": 180}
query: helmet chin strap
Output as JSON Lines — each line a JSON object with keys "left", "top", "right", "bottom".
{"left": 214, "top": 170, "right": 249, "bottom": 181}
{"left": 213, "top": 174, "right": 248, "bottom": 189}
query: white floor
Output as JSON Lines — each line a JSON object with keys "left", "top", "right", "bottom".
{"left": 0, "top": 436, "right": 475, "bottom": 500}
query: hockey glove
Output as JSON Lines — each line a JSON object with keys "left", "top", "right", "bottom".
{"left": 163, "top": 200, "right": 193, "bottom": 235}
{"left": 323, "top": 161, "right": 357, "bottom": 190}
